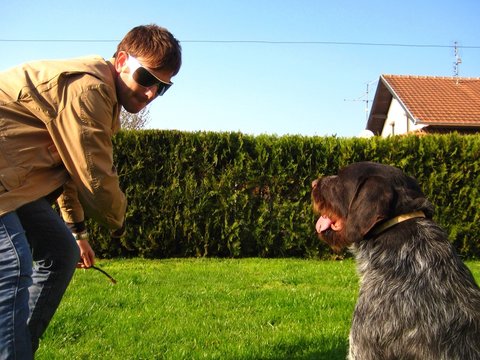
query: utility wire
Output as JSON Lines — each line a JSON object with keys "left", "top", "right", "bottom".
{"left": 182, "top": 40, "right": 480, "bottom": 49}
{"left": 0, "top": 39, "right": 117, "bottom": 43}
{"left": 0, "top": 38, "right": 479, "bottom": 49}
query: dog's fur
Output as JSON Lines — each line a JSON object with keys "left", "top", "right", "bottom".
{"left": 311, "top": 161, "right": 480, "bottom": 360}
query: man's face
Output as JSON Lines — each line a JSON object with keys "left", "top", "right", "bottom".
{"left": 115, "top": 51, "right": 174, "bottom": 114}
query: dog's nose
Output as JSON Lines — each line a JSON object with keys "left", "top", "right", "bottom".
{"left": 312, "top": 179, "right": 319, "bottom": 189}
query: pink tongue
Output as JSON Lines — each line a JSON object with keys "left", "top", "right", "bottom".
{"left": 316, "top": 215, "right": 332, "bottom": 233}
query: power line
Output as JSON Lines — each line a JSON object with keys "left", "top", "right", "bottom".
{"left": 0, "top": 38, "right": 479, "bottom": 49}
{"left": 0, "top": 39, "right": 117, "bottom": 43}
{"left": 182, "top": 40, "right": 480, "bottom": 49}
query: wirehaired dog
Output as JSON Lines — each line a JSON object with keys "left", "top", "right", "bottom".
{"left": 311, "top": 161, "right": 480, "bottom": 360}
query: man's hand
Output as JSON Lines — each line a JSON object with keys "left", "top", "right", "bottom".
{"left": 76, "top": 238, "right": 96, "bottom": 268}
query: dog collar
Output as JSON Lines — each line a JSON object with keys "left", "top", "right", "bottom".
{"left": 371, "top": 211, "right": 426, "bottom": 236}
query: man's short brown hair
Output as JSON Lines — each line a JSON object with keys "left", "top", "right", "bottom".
{"left": 116, "top": 24, "right": 182, "bottom": 75}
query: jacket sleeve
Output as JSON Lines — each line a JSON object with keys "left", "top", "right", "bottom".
{"left": 48, "top": 73, "right": 126, "bottom": 230}
{"left": 57, "top": 178, "right": 85, "bottom": 224}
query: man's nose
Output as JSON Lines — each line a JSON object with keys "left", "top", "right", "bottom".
{"left": 144, "top": 86, "right": 158, "bottom": 99}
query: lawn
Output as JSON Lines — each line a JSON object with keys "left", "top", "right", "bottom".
{"left": 36, "top": 259, "right": 480, "bottom": 360}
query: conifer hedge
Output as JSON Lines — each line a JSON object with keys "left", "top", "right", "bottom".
{"left": 88, "top": 131, "right": 480, "bottom": 259}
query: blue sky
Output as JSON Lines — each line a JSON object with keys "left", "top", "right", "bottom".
{"left": 1, "top": 0, "right": 479, "bottom": 137}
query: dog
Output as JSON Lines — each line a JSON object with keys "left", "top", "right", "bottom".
{"left": 311, "top": 161, "right": 480, "bottom": 360}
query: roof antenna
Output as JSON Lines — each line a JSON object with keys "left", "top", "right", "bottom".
{"left": 453, "top": 41, "right": 462, "bottom": 83}
{"left": 344, "top": 80, "right": 377, "bottom": 122}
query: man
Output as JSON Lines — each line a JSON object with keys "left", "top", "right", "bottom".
{"left": 0, "top": 24, "right": 182, "bottom": 358}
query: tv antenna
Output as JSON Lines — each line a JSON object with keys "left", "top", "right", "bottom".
{"left": 344, "top": 80, "right": 378, "bottom": 122}
{"left": 453, "top": 41, "right": 462, "bottom": 78}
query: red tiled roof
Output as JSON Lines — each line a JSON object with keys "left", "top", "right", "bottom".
{"left": 366, "top": 75, "right": 480, "bottom": 134}
{"left": 383, "top": 75, "right": 480, "bottom": 125}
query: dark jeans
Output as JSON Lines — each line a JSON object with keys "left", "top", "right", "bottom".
{"left": 0, "top": 198, "right": 79, "bottom": 359}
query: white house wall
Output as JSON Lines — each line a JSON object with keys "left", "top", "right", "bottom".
{"left": 381, "top": 98, "right": 426, "bottom": 137}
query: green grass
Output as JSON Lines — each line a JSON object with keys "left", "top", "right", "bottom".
{"left": 36, "top": 259, "right": 480, "bottom": 360}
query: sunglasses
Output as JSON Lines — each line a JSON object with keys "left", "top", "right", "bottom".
{"left": 127, "top": 54, "right": 172, "bottom": 96}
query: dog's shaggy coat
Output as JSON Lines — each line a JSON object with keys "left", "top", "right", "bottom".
{"left": 311, "top": 162, "right": 480, "bottom": 360}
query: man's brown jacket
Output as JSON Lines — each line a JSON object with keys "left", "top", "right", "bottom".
{"left": 0, "top": 56, "right": 126, "bottom": 229}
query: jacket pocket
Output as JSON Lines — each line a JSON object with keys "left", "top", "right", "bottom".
{"left": 0, "top": 167, "right": 27, "bottom": 191}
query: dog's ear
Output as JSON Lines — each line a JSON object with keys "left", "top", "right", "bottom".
{"left": 345, "top": 175, "right": 394, "bottom": 243}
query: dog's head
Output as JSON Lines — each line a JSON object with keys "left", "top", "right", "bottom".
{"left": 311, "top": 161, "right": 434, "bottom": 252}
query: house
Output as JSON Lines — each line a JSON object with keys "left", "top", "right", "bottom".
{"left": 365, "top": 75, "right": 480, "bottom": 137}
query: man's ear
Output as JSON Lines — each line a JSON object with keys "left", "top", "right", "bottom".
{"left": 345, "top": 176, "right": 394, "bottom": 243}
{"left": 114, "top": 51, "right": 128, "bottom": 73}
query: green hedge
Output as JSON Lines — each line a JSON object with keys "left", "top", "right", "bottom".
{"left": 87, "top": 131, "right": 480, "bottom": 259}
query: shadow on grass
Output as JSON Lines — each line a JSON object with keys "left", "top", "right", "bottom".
{"left": 258, "top": 335, "right": 348, "bottom": 360}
